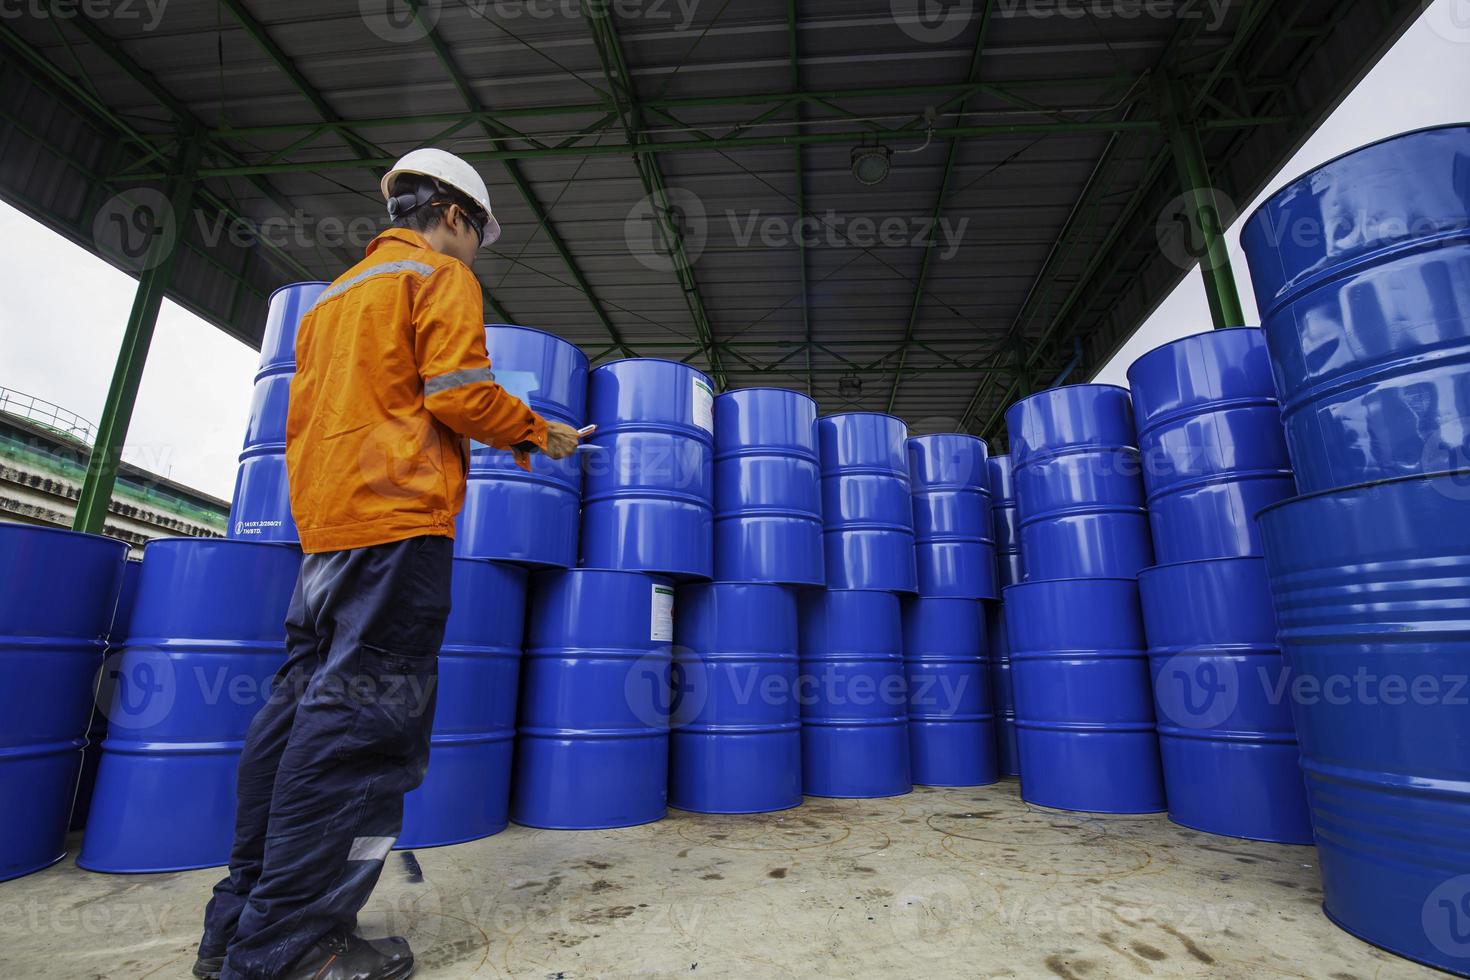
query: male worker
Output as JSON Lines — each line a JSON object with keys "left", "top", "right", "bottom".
{"left": 193, "top": 148, "right": 581, "bottom": 980}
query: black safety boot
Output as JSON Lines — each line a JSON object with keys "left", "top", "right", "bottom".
{"left": 191, "top": 952, "right": 224, "bottom": 979}
{"left": 281, "top": 932, "right": 415, "bottom": 980}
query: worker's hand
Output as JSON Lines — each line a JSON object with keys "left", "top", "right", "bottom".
{"left": 543, "top": 420, "right": 581, "bottom": 460}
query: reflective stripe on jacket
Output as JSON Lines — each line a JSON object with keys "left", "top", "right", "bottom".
{"left": 286, "top": 228, "right": 548, "bottom": 554}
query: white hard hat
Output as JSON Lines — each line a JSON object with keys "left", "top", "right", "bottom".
{"left": 381, "top": 148, "right": 501, "bottom": 247}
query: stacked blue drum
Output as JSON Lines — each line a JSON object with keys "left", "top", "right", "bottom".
{"left": 1128, "top": 328, "right": 1311, "bottom": 844}
{"left": 986, "top": 454, "right": 1023, "bottom": 777}
{"left": 582, "top": 359, "right": 715, "bottom": 580}
{"left": 229, "top": 281, "right": 327, "bottom": 543}
{"left": 459, "top": 324, "right": 589, "bottom": 567}
{"left": 907, "top": 435, "right": 996, "bottom": 599}
{"left": 0, "top": 523, "right": 126, "bottom": 882}
{"left": 817, "top": 413, "right": 917, "bottom": 593}
{"left": 1242, "top": 124, "right": 1470, "bottom": 974}
{"left": 902, "top": 597, "right": 996, "bottom": 786}
{"left": 71, "top": 557, "right": 142, "bottom": 831}
{"left": 987, "top": 454, "right": 1024, "bottom": 590}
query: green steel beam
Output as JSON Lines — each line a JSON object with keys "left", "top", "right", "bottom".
{"left": 787, "top": 0, "right": 812, "bottom": 397}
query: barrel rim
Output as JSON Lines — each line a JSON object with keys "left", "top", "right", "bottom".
{"left": 267, "top": 280, "right": 331, "bottom": 303}
{"left": 0, "top": 521, "right": 131, "bottom": 552}
{"left": 141, "top": 536, "right": 302, "bottom": 556}
{"left": 590, "top": 356, "right": 714, "bottom": 384}
{"left": 906, "top": 432, "right": 988, "bottom": 448}
{"left": 450, "top": 554, "right": 531, "bottom": 579}
{"left": 1125, "top": 324, "right": 1264, "bottom": 380}
{"left": 530, "top": 566, "right": 675, "bottom": 585}
{"left": 483, "top": 322, "right": 590, "bottom": 359}
{"left": 1005, "top": 381, "right": 1131, "bottom": 419}
{"left": 816, "top": 410, "right": 909, "bottom": 429}
{"left": 1254, "top": 467, "right": 1470, "bottom": 521}
{"left": 680, "top": 580, "right": 799, "bottom": 594}
{"left": 1138, "top": 554, "right": 1268, "bottom": 580}
{"left": 1001, "top": 576, "right": 1137, "bottom": 594}
{"left": 713, "top": 386, "right": 818, "bottom": 405}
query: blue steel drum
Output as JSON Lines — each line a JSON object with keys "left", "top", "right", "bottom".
{"left": 798, "top": 589, "right": 911, "bottom": 798}
{"left": 79, "top": 539, "right": 302, "bottom": 872}
{"left": 1260, "top": 471, "right": 1470, "bottom": 974}
{"left": 1241, "top": 125, "right": 1470, "bottom": 494}
{"left": 1138, "top": 558, "right": 1313, "bottom": 844}
{"left": 1006, "top": 385, "right": 1153, "bottom": 580}
{"left": 817, "top": 413, "right": 917, "bottom": 593}
{"left": 1128, "top": 328, "right": 1297, "bottom": 562}
{"left": 988, "top": 607, "right": 1021, "bottom": 777}
{"left": 0, "top": 524, "right": 126, "bottom": 882}
{"left": 907, "top": 435, "right": 997, "bottom": 599}
{"left": 399, "top": 558, "right": 527, "bottom": 848}
{"left": 902, "top": 597, "right": 997, "bottom": 786}
{"left": 459, "top": 324, "right": 589, "bottom": 568}
{"left": 987, "top": 454, "right": 1025, "bottom": 588}
{"left": 582, "top": 360, "right": 714, "bottom": 580}
{"left": 712, "top": 388, "right": 824, "bottom": 586}
{"left": 670, "top": 583, "right": 802, "bottom": 813}
{"left": 512, "top": 568, "right": 673, "bottom": 828}
{"left": 71, "top": 558, "right": 143, "bottom": 831}
{"left": 229, "top": 281, "right": 328, "bottom": 543}
{"left": 1006, "top": 577, "right": 1165, "bottom": 813}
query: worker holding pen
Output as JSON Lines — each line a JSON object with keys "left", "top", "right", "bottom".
{"left": 193, "top": 149, "right": 583, "bottom": 980}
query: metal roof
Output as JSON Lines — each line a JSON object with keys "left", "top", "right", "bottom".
{"left": 0, "top": 0, "right": 1427, "bottom": 442}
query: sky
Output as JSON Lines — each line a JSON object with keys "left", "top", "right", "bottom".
{"left": 1, "top": 1, "right": 1468, "bottom": 501}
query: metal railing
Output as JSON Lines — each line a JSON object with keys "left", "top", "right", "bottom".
{"left": 0, "top": 387, "right": 96, "bottom": 444}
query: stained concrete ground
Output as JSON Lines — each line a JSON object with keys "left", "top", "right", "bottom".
{"left": 1, "top": 781, "right": 1438, "bottom": 980}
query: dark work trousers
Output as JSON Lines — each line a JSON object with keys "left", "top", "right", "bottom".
{"left": 199, "top": 534, "right": 453, "bottom": 980}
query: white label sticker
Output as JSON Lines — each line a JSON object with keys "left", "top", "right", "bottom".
{"left": 650, "top": 584, "right": 675, "bottom": 642}
{"left": 691, "top": 378, "right": 714, "bottom": 434}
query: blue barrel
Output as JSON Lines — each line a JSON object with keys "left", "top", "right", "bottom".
{"left": 1128, "top": 327, "right": 1296, "bottom": 563}
{"left": 1138, "top": 558, "right": 1312, "bottom": 844}
{"left": 399, "top": 558, "right": 526, "bottom": 848}
{"left": 670, "top": 583, "right": 802, "bottom": 813}
{"left": 1241, "top": 125, "right": 1470, "bottom": 494}
{"left": 1006, "top": 577, "right": 1165, "bottom": 813}
{"left": 987, "top": 454, "right": 1024, "bottom": 588}
{"left": 902, "top": 597, "right": 997, "bottom": 786}
{"left": 78, "top": 539, "right": 301, "bottom": 872}
{"left": 229, "top": 281, "right": 328, "bottom": 543}
{"left": 1260, "top": 471, "right": 1470, "bottom": 973}
{"left": 71, "top": 557, "right": 143, "bottom": 831}
{"left": 512, "top": 568, "right": 672, "bottom": 828}
{"left": 712, "top": 388, "right": 824, "bottom": 586}
{"left": 0, "top": 524, "right": 126, "bottom": 882}
{"left": 817, "top": 413, "right": 917, "bottom": 593}
{"left": 797, "top": 589, "right": 911, "bottom": 798}
{"left": 1006, "top": 385, "right": 1153, "bottom": 580}
{"left": 582, "top": 360, "right": 714, "bottom": 580}
{"left": 907, "top": 435, "right": 997, "bottom": 599}
{"left": 988, "top": 607, "right": 1021, "bottom": 777}
{"left": 459, "top": 324, "right": 589, "bottom": 568}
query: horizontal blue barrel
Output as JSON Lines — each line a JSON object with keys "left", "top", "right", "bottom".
{"left": 988, "top": 607, "right": 1021, "bottom": 777}
{"left": 1006, "top": 577, "right": 1164, "bottom": 813}
{"left": 670, "top": 583, "right": 801, "bottom": 813}
{"left": 1260, "top": 471, "right": 1470, "bottom": 973}
{"left": 908, "top": 435, "right": 997, "bottom": 599}
{"left": 713, "top": 388, "right": 824, "bottom": 586}
{"left": 459, "top": 324, "right": 589, "bottom": 568}
{"left": 512, "top": 569, "right": 672, "bottom": 828}
{"left": 399, "top": 558, "right": 526, "bottom": 848}
{"left": 902, "top": 597, "right": 997, "bottom": 786}
{"left": 1241, "top": 125, "right": 1470, "bottom": 494}
{"left": 582, "top": 360, "right": 714, "bottom": 580}
{"left": 79, "top": 539, "right": 301, "bottom": 872}
{"left": 798, "top": 589, "right": 910, "bottom": 798}
{"left": 1006, "top": 385, "right": 1153, "bottom": 580}
{"left": 71, "top": 558, "right": 143, "bottom": 832}
{"left": 0, "top": 524, "right": 126, "bottom": 882}
{"left": 818, "top": 413, "right": 917, "bottom": 593}
{"left": 229, "top": 281, "right": 327, "bottom": 544}
{"left": 1138, "top": 558, "right": 1312, "bottom": 844}
{"left": 987, "top": 454, "right": 1024, "bottom": 588}
{"left": 1128, "top": 328, "right": 1297, "bottom": 562}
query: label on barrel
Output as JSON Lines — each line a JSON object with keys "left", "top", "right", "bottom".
{"left": 650, "top": 584, "right": 675, "bottom": 641}
{"left": 691, "top": 378, "right": 714, "bottom": 434}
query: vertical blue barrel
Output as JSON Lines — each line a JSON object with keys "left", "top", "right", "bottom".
{"left": 712, "top": 388, "right": 824, "bottom": 586}
{"left": 229, "top": 281, "right": 327, "bottom": 543}
{"left": 79, "top": 539, "right": 301, "bottom": 872}
{"left": 512, "top": 568, "right": 672, "bottom": 828}
{"left": 582, "top": 360, "right": 714, "bottom": 580}
{"left": 987, "top": 454, "right": 1024, "bottom": 588}
{"left": 988, "top": 607, "right": 1022, "bottom": 778}
{"left": 1006, "top": 577, "right": 1164, "bottom": 813}
{"left": 0, "top": 523, "right": 126, "bottom": 882}
{"left": 1138, "top": 558, "right": 1312, "bottom": 844}
{"left": 458, "top": 324, "right": 589, "bottom": 567}
{"left": 1260, "top": 472, "right": 1470, "bottom": 974}
{"left": 399, "top": 558, "right": 526, "bottom": 848}
{"left": 817, "top": 413, "right": 917, "bottom": 593}
{"left": 907, "top": 435, "right": 997, "bottom": 599}
{"left": 1241, "top": 125, "right": 1470, "bottom": 494}
{"left": 1006, "top": 385, "right": 1153, "bottom": 580}
{"left": 798, "top": 589, "right": 911, "bottom": 798}
{"left": 71, "top": 557, "right": 142, "bottom": 831}
{"left": 902, "top": 597, "right": 997, "bottom": 786}
{"left": 670, "top": 583, "right": 802, "bottom": 813}
{"left": 1128, "top": 327, "right": 1296, "bottom": 562}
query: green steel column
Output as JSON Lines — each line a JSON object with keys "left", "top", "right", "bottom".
{"left": 73, "top": 138, "right": 200, "bottom": 534}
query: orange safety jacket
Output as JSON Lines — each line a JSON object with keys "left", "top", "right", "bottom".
{"left": 285, "top": 228, "right": 548, "bottom": 554}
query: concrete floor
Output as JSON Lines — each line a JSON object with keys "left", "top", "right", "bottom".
{"left": 1, "top": 781, "right": 1439, "bottom": 980}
